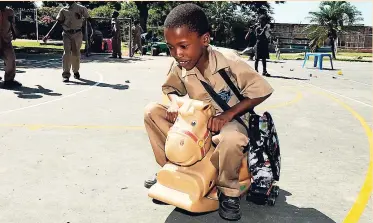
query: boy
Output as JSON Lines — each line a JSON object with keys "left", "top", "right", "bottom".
{"left": 110, "top": 11, "right": 122, "bottom": 59}
{"left": 144, "top": 3, "right": 273, "bottom": 221}
{"left": 131, "top": 20, "right": 144, "bottom": 56}
{"left": 43, "top": 1, "right": 93, "bottom": 82}
{"left": 0, "top": 3, "right": 22, "bottom": 88}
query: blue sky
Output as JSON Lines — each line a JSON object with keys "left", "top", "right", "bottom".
{"left": 272, "top": 1, "right": 372, "bottom": 26}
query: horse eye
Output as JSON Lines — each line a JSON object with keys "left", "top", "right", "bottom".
{"left": 191, "top": 121, "right": 197, "bottom": 126}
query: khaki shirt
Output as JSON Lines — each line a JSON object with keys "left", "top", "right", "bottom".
{"left": 132, "top": 25, "right": 143, "bottom": 39}
{"left": 0, "top": 7, "right": 15, "bottom": 44}
{"left": 162, "top": 46, "right": 274, "bottom": 119}
{"left": 57, "top": 3, "right": 89, "bottom": 31}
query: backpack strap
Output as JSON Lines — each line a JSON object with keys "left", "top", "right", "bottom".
{"left": 217, "top": 69, "right": 255, "bottom": 115}
{"left": 199, "top": 80, "right": 258, "bottom": 152}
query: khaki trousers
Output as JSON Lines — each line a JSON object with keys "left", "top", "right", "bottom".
{"left": 111, "top": 33, "right": 122, "bottom": 57}
{"left": 132, "top": 37, "right": 142, "bottom": 54}
{"left": 144, "top": 102, "right": 248, "bottom": 197}
{"left": 62, "top": 31, "right": 83, "bottom": 78}
{"left": 0, "top": 40, "right": 16, "bottom": 81}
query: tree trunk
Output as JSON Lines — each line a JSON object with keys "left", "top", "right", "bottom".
{"left": 135, "top": 2, "right": 148, "bottom": 33}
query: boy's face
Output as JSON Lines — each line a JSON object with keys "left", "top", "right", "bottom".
{"left": 164, "top": 26, "right": 209, "bottom": 71}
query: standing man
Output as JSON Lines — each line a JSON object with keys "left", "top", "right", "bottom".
{"left": 43, "top": 1, "right": 93, "bottom": 82}
{"left": 131, "top": 20, "right": 143, "bottom": 56}
{"left": 242, "top": 25, "right": 256, "bottom": 60}
{"left": 0, "top": 3, "right": 22, "bottom": 88}
{"left": 254, "top": 15, "right": 271, "bottom": 77}
{"left": 110, "top": 11, "right": 121, "bottom": 59}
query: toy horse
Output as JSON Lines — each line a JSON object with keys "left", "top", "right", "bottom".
{"left": 148, "top": 99, "right": 251, "bottom": 213}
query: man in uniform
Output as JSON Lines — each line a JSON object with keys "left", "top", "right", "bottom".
{"left": 110, "top": 11, "right": 121, "bottom": 59}
{"left": 0, "top": 3, "right": 22, "bottom": 88}
{"left": 131, "top": 20, "right": 144, "bottom": 56}
{"left": 43, "top": 1, "right": 92, "bottom": 82}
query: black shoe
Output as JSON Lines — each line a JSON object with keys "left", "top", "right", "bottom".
{"left": 144, "top": 173, "right": 157, "bottom": 189}
{"left": 263, "top": 72, "right": 271, "bottom": 77}
{"left": 74, "top": 72, "right": 80, "bottom": 79}
{"left": 218, "top": 190, "right": 241, "bottom": 221}
{"left": 63, "top": 77, "right": 69, "bottom": 82}
{"left": 109, "top": 56, "right": 117, "bottom": 59}
{"left": 118, "top": 56, "right": 122, "bottom": 59}
{"left": 2, "top": 80, "right": 22, "bottom": 89}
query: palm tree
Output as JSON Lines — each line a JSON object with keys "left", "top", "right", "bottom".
{"left": 304, "top": 1, "right": 362, "bottom": 59}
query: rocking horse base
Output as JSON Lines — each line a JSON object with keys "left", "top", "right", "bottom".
{"left": 149, "top": 183, "right": 219, "bottom": 213}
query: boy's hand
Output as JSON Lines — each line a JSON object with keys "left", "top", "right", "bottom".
{"left": 208, "top": 111, "right": 234, "bottom": 133}
{"left": 166, "top": 102, "right": 179, "bottom": 123}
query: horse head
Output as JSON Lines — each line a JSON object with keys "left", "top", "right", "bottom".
{"left": 165, "top": 99, "right": 214, "bottom": 166}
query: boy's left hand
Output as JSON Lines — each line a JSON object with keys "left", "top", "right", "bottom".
{"left": 207, "top": 111, "right": 234, "bottom": 133}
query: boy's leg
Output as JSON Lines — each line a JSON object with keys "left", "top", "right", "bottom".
{"left": 2, "top": 42, "right": 16, "bottom": 81}
{"left": 111, "top": 37, "right": 117, "bottom": 57}
{"left": 210, "top": 120, "right": 248, "bottom": 220}
{"left": 117, "top": 36, "right": 122, "bottom": 57}
{"left": 144, "top": 102, "right": 173, "bottom": 167}
{"left": 71, "top": 32, "right": 83, "bottom": 76}
{"left": 254, "top": 58, "right": 259, "bottom": 72}
{"left": 211, "top": 120, "right": 248, "bottom": 196}
{"left": 62, "top": 33, "right": 72, "bottom": 80}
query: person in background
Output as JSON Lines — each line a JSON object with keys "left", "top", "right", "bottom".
{"left": 254, "top": 15, "right": 271, "bottom": 77}
{"left": 241, "top": 25, "right": 256, "bottom": 60}
{"left": 0, "top": 3, "right": 22, "bottom": 88}
{"left": 110, "top": 11, "right": 122, "bottom": 59}
{"left": 131, "top": 20, "right": 144, "bottom": 56}
{"left": 43, "top": 1, "right": 93, "bottom": 82}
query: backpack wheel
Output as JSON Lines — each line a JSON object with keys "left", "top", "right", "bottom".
{"left": 272, "top": 185, "right": 280, "bottom": 197}
{"left": 268, "top": 194, "right": 276, "bottom": 206}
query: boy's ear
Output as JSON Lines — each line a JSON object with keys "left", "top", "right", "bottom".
{"left": 201, "top": 33, "right": 210, "bottom": 46}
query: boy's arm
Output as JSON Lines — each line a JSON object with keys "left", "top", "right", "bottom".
{"left": 208, "top": 57, "right": 273, "bottom": 132}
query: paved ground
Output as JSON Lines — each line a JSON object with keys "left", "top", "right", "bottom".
{"left": 0, "top": 53, "right": 372, "bottom": 223}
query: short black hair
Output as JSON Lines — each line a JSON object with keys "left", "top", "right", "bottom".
{"left": 164, "top": 3, "right": 209, "bottom": 36}
{"left": 134, "top": 20, "right": 140, "bottom": 25}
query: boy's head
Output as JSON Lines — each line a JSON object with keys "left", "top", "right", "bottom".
{"left": 112, "top": 11, "right": 119, "bottom": 18}
{"left": 259, "top": 15, "right": 268, "bottom": 26}
{"left": 164, "top": 3, "right": 210, "bottom": 71}
{"left": 134, "top": 20, "right": 140, "bottom": 26}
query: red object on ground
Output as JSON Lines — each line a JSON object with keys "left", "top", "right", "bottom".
{"left": 102, "top": 38, "right": 113, "bottom": 53}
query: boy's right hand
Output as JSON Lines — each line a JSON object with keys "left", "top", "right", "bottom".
{"left": 166, "top": 103, "right": 179, "bottom": 123}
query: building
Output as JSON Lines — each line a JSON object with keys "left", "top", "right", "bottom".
{"left": 271, "top": 23, "right": 372, "bottom": 51}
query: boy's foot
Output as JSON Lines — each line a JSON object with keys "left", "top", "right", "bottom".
{"left": 263, "top": 71, "right": 271, "bottom": 77}
{"left": 2, "top": 80, "right": 22, "bottom": 89}
{"left": 63, "top": 77, "right": 69, "bottom": 82}
{"left": 218, "top": 190, "right": 241, "bottom": 221}
{"left": 144, "top": 173, "right": 157, "bottom": 189}
{"left": 74, "top": 72, "right": 80, "bottom": 79}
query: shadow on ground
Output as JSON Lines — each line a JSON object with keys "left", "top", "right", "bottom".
{"left": 1, "top": 84, "right": 62, "bottom": 99}
{"left": 164, "top": 189, "right": 335, "bottom": 223}
{"left": 66, "top": 78, "right": 129, "bottom": 90}
{"left": 267, "top": 75, "right": 309, "bottom": 81}
{"left": 0, "top": 54, "right": 153, "bottom": 70}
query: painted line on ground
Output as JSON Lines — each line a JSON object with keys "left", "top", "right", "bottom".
{"left": 269, "top": 67, "right": 372, "bottom": 222}
{"left": 316, "top": 90, "right": 373, "bottom": 223}
{"left": 0, "top": 72, "right": 103, "bottom": 116}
